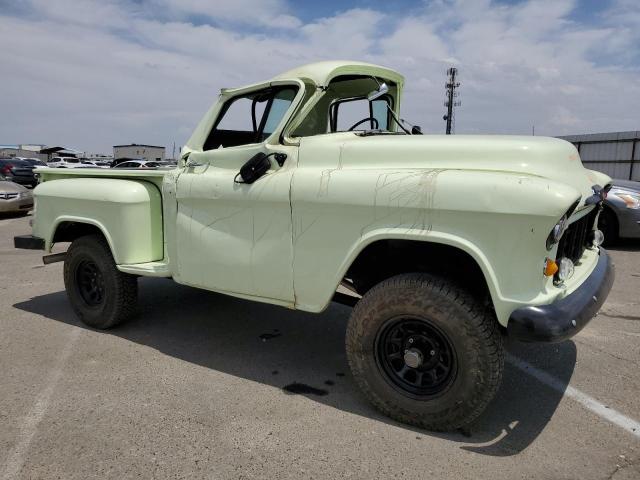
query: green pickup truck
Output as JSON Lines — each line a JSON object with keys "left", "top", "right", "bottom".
{"left": 15, "top": 61, "right": 614, "bottom": 431}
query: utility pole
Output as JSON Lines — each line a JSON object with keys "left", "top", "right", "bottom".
{"left": 443, "top": 67, "right": 461, "bottom": 134}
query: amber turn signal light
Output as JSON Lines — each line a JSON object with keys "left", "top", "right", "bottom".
{"left": 544, "top": 258, "right": 558, "bottom": 277}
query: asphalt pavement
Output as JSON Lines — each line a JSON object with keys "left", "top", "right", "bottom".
{"left": 1, "top": 213, "right": 639, "bottom": 479}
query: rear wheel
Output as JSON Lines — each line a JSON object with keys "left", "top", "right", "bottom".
{"left": 63, "top": 234, "right": 137, "bottom": 329}
{"left": 346, "top": 273, "right": 503, "bottom": 431}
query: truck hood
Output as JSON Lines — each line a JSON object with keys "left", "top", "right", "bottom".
{"left": 338, "top": 134, "right": 610, "bottom": 208}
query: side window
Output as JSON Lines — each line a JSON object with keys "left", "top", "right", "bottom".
{"left": 262, "top": 89, "right": 297, "bottom": 135}
{"left": 204, "top": 97, "right": 264, "bottom": 150}
{"left": 204, "top": 87, "right": 298, "bottom": 150}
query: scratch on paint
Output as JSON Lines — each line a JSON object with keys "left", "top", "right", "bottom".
{"left": 317, "top": 169, "right": 338, "bottom": 198}
{"left": 359, "top": 169, "right": 445, "bottom": 238}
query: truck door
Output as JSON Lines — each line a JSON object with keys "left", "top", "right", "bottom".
{"left": 174, "top": 85, "right": 299, "bottom": 304}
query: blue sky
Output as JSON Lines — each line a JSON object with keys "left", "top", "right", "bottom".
{"left": 0, "top": 0, "right": 638, "bottom": 153}
{"left": 184, "top": 0, "right": 615, "bottom": 25}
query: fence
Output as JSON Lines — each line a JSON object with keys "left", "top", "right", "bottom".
{"left": 558, "top": 131, "right": 639, "bottom": 181}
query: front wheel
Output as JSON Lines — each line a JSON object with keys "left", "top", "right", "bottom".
{"left": 346, "top": 273, "right": 504, "bottom": 431}
{"left": 63, "top": 234, "right": 138, "bottom": 329}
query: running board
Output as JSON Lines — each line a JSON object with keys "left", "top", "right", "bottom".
{"left": 117, "top": 261, "right": 171, "bottom": 277}
{"left": 43, "top": 252, "right": 67, "bottom": 264}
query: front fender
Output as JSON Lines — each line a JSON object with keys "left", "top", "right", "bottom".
{"left": 33, "top": 178, "right": 163, "bottom": 264}
{"left": 291, "top": 168, "right": 582, "bottom": 325}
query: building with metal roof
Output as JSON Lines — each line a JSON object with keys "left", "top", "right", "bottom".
{"left": 558, "top": 131, "right": 639, "bottom": 181}
{"left": 113, "top": 144, "right": 165, "bottom": 161}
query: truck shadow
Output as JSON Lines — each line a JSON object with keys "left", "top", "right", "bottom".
{"left": 14, "top": 277, "right": 577, "bottom": 457}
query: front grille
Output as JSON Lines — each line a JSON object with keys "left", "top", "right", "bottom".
{"left": 556, "top": 208, "right": 598, "bottom": 264}
{"left": 0, "top": 193, "right": 19, "bottom": 200}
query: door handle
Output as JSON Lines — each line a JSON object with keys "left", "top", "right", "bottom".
{"left": 186, "top": 159, "right": 204, "bottom": 168}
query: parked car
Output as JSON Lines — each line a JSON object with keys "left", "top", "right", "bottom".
{"left": 111, "top": 157, "right": 145, "bottom": 167}
{"left": 47, "top": 157, "right": 82, "bottom": 168}
{"left": 113, "top": 160, "right": 161, "bottom": 169}
{"left": 79, "top": 160, "right": 110, "bottom": 168}
{"left": 598, "top": 179, "right": 640, "bottom": 244}
{"left": 21, "top": 158, "right": 48, "bottom": 168}
{"left": 15, "top": 61, "right": 614, "bottom": 432}
{"left": 0, "top": 158, "right": 37, "bottom": 187}
{"left": 0, "top": 180, "right": 33, "bottom": 215}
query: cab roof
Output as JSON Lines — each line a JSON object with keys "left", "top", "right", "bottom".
{"left": 270, "top": 60, "right": 404, "bottom": 88}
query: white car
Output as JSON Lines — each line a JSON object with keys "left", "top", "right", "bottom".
{"left": 47, "top": 157, "right": 83, "bottom": 168}
{"left": 112, "top": 160, "right": 161, "bottom": 169}
{"left": 79, "top": 160, "right": 110, "bottom": 168}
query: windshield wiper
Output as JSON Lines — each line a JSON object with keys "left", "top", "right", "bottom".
{"left": 355, "top": 130, "right": 406, "bottom": 137}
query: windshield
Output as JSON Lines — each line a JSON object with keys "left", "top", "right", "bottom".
{"left": 292, "top": 75, "right": 397, "bottom": 137}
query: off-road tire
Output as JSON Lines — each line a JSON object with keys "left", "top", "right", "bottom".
{"left": 63, "top": 234, "right": 137, "bottom": 329}
{"left": 346, "top": 273, "right": 504, "bottom": 431}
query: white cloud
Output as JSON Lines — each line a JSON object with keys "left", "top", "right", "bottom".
{"left": 0, "top": 0, "right": 638, "bottom": 153}
{"left": 151, "top": 0, "right": 302, "bottom": 28}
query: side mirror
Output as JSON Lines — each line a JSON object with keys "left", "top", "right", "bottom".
{"left": 367, "top": 82, "right": 389, "bottom": 101}
{"left": 237, "top": 152, "right": 271, "bottom": 184}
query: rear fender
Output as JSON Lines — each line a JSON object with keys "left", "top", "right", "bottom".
{"left": 33, "top": 178, "right": 163, "bottom": 264}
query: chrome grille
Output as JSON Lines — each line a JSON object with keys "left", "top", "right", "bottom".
{"left": 556, "top": 209, "right": 598, "bottom": 264}
{"left": 0, "top": 193, "right": 19, "bottom": 200}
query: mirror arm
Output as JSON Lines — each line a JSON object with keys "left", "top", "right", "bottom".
{"left": 386, "top": 104, "right": 411, "bottom": 135}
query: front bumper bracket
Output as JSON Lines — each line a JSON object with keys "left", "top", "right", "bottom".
{"left": 14, "top": 235, "right": 45, "bottom": 250}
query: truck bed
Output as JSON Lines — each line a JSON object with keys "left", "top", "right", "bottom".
{"left": 35, "top": 167, "right": 170, "bottom": 190}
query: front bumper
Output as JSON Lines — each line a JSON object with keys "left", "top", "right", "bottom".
{"left": 507, "top": 248, "right": 614, "bottom": 343}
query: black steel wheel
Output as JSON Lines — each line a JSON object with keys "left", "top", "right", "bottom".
{"left": 376, "top": 316, "right": 456, "bottom": 398}
{"left": 64, "top": 234, "right": 138, "bottom": 329}
{"left": 346, "top": 273, "right": 504, "bottom": 431}
{"left": 76, "top": 260, "right": 105, "bottom": 306}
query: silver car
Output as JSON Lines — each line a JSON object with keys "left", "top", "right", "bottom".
{"left": 0, "top": 181, "right": 34, "bottom": 215}
{"left": 599, "top": 179, "right": 640, "bottom": 243}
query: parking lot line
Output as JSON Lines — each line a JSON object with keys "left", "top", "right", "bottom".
{"left": 1, "top": 328, "right": 81, "bottom": 480}
{"left": 507, "top": 353, "right": 640, "bottom": 440}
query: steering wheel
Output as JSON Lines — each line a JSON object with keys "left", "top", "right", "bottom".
{"left": 348, "top": 117, "right": 379, "bottom": 131}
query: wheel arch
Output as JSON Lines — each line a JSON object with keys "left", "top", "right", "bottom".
{"left": 50, "top": 216, "right": 119, "bottom": 262}
{"left": 325, "top": 230, "right": 505, "bottom": 322}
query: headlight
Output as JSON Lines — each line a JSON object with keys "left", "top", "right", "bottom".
{"left": 546, "top": 215, "right": 568, "bottom": 250}
{"left": 613, "top": 191, "right": 640, "bottom": 209}
{"left": 557, "top": 257, "right": 575, "bottom": 282}
{"left": 590, "top": 229, "right": 604, "bottom": 247}
{"left": 18, "top": 191, "right": 33, "bottom": 199}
